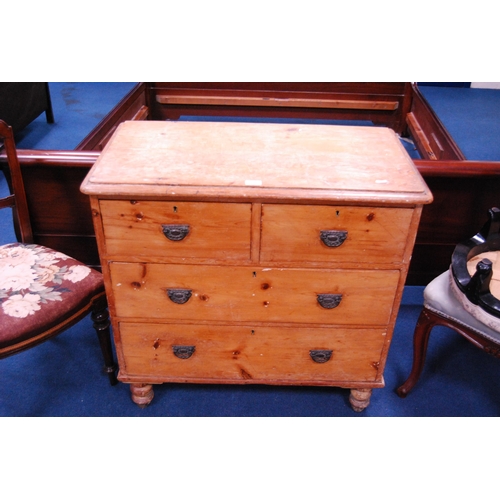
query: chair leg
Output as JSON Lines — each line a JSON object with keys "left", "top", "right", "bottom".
{"left": 396, "top": 307, "right": 437, "bottom": 398}
{"left": 44, "top": 83, "right": 55, "bottom": 123}
{"left": 91, "top": 296, "right": 118, "bottom": 386}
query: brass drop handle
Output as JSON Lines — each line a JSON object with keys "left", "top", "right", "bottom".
{"left": 320, "top": 230, "right": 347, "bottom": 247}
{"left": 162, "top": 224, "right": 190, "bottom": 241}
{"left": 172, "top": 345, "right": 196, "bottom": 359}
{"left": 317, "top": 294, "right": 342, "bottom": 309}
{"left": 309, "top": 350, "right": 333, "bottom": 363}
{"left": 167, "top": 288, "right": 192, "bottom": 304}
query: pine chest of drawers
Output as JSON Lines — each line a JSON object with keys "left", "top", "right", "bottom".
{"left": 81, "top": 121, "right": 432, "bottom": 411}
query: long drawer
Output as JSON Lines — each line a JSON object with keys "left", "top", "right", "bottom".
{"left": 109, "top": 263, "right": 400, "bottom": 325}
{"left": 99, "top": 200, "right": 252, "bottom": 260}
{"left": 118, "top": 322, "right": 386, "bottom": 383}
{"left": 260, "top": 204, "right": 414, "bottom": 264}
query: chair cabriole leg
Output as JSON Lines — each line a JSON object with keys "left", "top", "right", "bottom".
{"left": 396, "top": 307, "right": 436, "bottom": 398}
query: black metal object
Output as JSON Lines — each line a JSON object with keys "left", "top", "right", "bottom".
{"left": 162, "top": 224, "right": 190, "bottom": 241}
{"left": 317, "top": 294, "right": 342, "bottom": 309}
{"left": 451, "top": 207, "right": 500, "bottom": 318}
{"left": 320, "top": 230, "right": 348, "bottom": 248}
{"left": 464, "top": 259, "right": 493, "bottom": 304}
{"left": 309, "top": 350, "right": 333, "bottom": 363}
{"left": 172, "top": 345, "right": 196, "bottom": 359}
{"left": 167, "top": 288, "right": 192, "bottom": 304}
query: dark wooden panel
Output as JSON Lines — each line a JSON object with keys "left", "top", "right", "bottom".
{"left": 417, "top": 176, "right": 500, "bottom": 245}
{"left": 407, "top": 162, "right": 500, "bottom": 285}
{"left": 21, "top": 164, "right": 93, "bottom": 234}
{"left": 35, "top": 234, "right": 100, "bottom": 267}
{"left": 408, "top": 243, "right": 456, "bottom": 286}
{"left": 0, "top": 83, "right": 53, "bottom": 133}
{"left": 0, "top": 150, "right": 100, "bottom": 266}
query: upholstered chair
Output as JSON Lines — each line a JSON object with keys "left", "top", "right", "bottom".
{"left": 397, "top": 208, "right": 500, "bottom": 397}
{"left": 0, "top": 119, "right": 117, "bottom": 385}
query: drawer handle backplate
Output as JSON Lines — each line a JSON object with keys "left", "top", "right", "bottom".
{"left": 309, "top": 350, "right": 333, "bottom": 363}
{"left": 317, "top": 293, "right": 343, "bottom": 309}
{"left": 172, "top": 345, "right": 196, "bottom": 359}
{"left": 320, "top": 230, "right": 348, "bottom": 247}
{"left": 162, "top": 224, "right": 190, "bottom": 241}
{"left": 167, "top": 288, "right": 192, "bottom": 304}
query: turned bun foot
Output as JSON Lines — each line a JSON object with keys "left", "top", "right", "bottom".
{"left": 349, "top": 388, "right": 372, "bottom": 412}
{"left": 130, "top": 383, "right": 154, "bottom": 408}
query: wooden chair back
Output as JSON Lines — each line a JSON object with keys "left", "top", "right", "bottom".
{"left": 0, "top": 119, "right": 34, "bottom": 243}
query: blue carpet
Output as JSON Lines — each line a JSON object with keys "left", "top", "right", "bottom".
{"left": 0, "top": 174, "right": 16, "bottom": 244}
{"left": 419, "top": 85, "right": 500, "bottom": 161}
{"left": 1, "top": 83, "right": 499, "bottom": 417}
{"left": 15, "top": 82, "right": 137, "bottom": 150}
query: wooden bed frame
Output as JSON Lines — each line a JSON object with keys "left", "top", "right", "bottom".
{"left": 1, "top": 82, "right": 499, "bottom": 285}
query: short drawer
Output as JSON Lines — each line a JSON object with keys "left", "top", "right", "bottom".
{"left": 118, "top": 322, "right": 386, "bottom": 383}
{"left": 260, "top": 204, "right": 414, "bottom": 264}
{"left": 99, "top": 200, "right": 252, "bottom": 261}
{"left": 109, "top": 263, "right": 400, "bottom": 326}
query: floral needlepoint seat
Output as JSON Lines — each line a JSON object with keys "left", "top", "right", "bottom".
{"left": 1, "top": 244, "right": 101, "bottom": 345}
{"left": 0, "top": 119, "right": 117, "bottom": 386}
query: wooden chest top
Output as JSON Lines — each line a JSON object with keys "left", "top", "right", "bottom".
{"left": 81, "top": 121, "right": 432, "bottom": 206}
